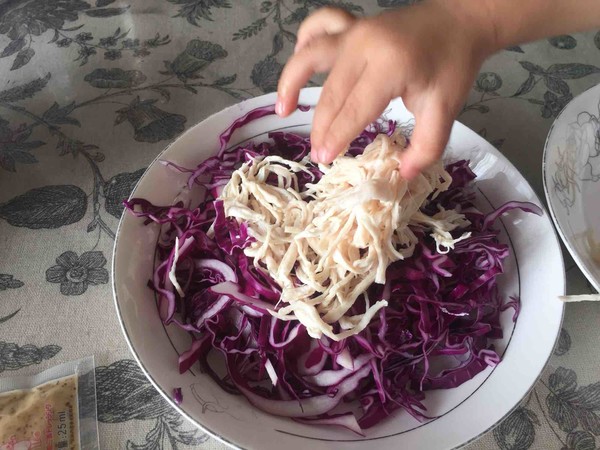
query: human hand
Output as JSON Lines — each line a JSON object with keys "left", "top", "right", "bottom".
{"left": 276, "top": 2, "right": 497, "bottom": 179}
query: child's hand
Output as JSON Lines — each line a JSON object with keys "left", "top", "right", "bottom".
{"left": 276, "top": 2, "right": 496, "bottom": 179}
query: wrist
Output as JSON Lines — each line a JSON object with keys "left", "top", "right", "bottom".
{"left": 430, "top": 0, "right": 500, "bottom": 60}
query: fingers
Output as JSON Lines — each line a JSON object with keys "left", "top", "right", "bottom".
{"left": 400, "top": 99, "right": 454, "bottom": 180}
{"left": 315, "top": 70, "right": 390, "bottom": 164}
{"left": 276, "top": 34, "right": 341, "bottom": 117}
{"left": 295, "top": 7, "right": 356, "bottom": 53}
{"left": 310, "top": 54, "right": 366, "bottom": 161}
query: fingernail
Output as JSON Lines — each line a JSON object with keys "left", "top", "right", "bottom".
{"left": 275, "top": 99, "right": 285, "bottom": 116}
{"left": 310, "top": 147, "right": 319, "bottom": 164}
{"left": 312, "top": 148, "right": 320, "bottom": 163}
{"left": 317, "top": 146, "right": 331, "bottom": 164}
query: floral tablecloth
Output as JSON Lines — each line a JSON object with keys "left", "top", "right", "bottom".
{"left": 1, "top": 1, "right": 599, "bottom": 449}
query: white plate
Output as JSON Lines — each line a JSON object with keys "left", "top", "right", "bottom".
{"left": 543, "top": 83, "right": 600, "bottom": 292}
{"left": 113, "top": 88, "right": 565, "bottom": 450}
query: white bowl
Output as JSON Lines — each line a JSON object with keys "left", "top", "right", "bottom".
{"left": 543, "top": 82, "right": 600, "bottom": 292}
{"left": 113, "top": 88, "right": 565, "bottom": 450}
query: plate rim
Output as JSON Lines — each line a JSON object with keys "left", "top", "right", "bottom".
{"left": 112, "top": 87, "right": 565, "bottom": 450}
{"left": 542, "top": 82, "right": 600, "bottom": 293}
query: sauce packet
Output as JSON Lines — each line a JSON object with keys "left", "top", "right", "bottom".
{"left": 0, "top": 356, "right": 98, "bottom": 450}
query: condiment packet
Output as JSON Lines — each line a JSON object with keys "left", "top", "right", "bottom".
{"left": 0, "top": 356, "right": 98, "bottom": 450}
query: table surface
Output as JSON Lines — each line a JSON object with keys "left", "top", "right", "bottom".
{"left": 1, "top": 1, "right": 599, "bottom": 449}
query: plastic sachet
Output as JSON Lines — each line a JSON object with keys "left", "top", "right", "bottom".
{"left": 0, "top": 356, "right": 98, "bottom": 450}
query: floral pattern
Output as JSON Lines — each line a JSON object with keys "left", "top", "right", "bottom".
{"left": 491, "top": 329, "right": 600, "bottom": 450}
{"left": 552, "top": 102, "right": 600, "bottom": 210}
{"left": 90, "top": 359, "right": 209, "bottom": 449}
{"left": 0, "top": 1, "right": 598, "bottom": 449}
{"left": 46, "top": 250, "right": 109, "bottom": 295}
{"left": 461, "top": 62, "right": 600, "bottom": 119}
{"left": 0, "top": 1, "right": 146, "bottom": 70}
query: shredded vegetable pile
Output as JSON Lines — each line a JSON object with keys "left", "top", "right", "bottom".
{"left": 126, "top": 105, "right": 543, "bottom": 435}
{"left": 219, "top": 131, "right": 476, "bottom": 341}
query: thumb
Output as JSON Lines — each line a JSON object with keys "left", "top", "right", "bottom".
{"left": 400, "top": 102, "right": 454, "bottom": 180}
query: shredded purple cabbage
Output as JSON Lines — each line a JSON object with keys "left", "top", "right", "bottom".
{"left": 126, "top": 105, "right": 543, "bottom": 434}
{"left": 173, "top": 387, "right": 183, "bottom": 405}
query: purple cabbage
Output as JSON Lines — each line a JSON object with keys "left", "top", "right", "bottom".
{"left": 125, "top": 105, "right": 542, "bottom": 434}
{"left": 173, "top": 387, "right": 183, "bottom": 405}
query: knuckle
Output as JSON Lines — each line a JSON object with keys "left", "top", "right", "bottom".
{"left": 349, "top": 21, "right": 373, "bottom": 43}
{"left": 301, "top": 38, "right": 319, "bottom": 56}
{"left": 349, "top": 21, "right": 403, "bottom": 65}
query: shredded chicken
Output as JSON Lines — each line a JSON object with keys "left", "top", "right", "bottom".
{"left": 218, "top": 132, "right": 470, "bottom": 340}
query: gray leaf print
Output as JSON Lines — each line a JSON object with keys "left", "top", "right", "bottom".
{"left": 565, "top": 430, "right": 596, "bottom": 450}
{"left": 251, "top": 56, "right": 283, "bottom": 93}
{"left": 271, "top": 32, "right": 284, "bottom": 57}
{"left": 546, "top": 63, "right": 600, "bottom": 79}
{"left": 546, "top": 367, "right": 600, "bottom": 434}
{"left": 85, "top": 6, "right": 130, "bottom": 18}
{"left": 0, "top": 185, "right": 88, "bottom": 229}
{"left": 0, "top": 73, "right": 51, "bottom": 102}
{"left": 544, "top": 76, "right": 571, "bottom": 96}
{"left": 93, "top": 359, "right": 171, "bottom": 422}
{"left": 506, "top": 45, "right": 525, "bottom": 53}
{"left": 168, "top": 0, "right": 232, "bottom": 26}
{"left": 11, "top": 47, "right": 34, "bottom": 70}
{"left": 0, "top": 36, "right": 25, "bottom": 57}
{"left": 550, "top": 367, "right": 578, "bottom": 394}
{"left": 284, "top": 7, "right": 308, "bottom": 24}
{"left": 42, "top": 102, "right": 81, "bottom": 126}
{"left": 167, "top": 39, "right": 227, "bottom": 81}
{"left": 513, "top": 74, "right": 536, "bottom": 97}
{"left": 377, "top": 0, "right": 414, "bottom": 6}
{"left": 554, "top": 328, "right": 572, "bottom": 356}
{"left": 84, "top": 68, "right": 147, "bottom": 88}
{"left": 115, "top": 97, "right": 187, "bottom": 143}
{"left": 548, "top": 35, "right": 577, "bottom": 50}
{"left": 541, "top": 91, "right": 573, "bottom": 119}
{"left": 519, "top": 61, "right": 546, "bottom": 76}
{"left": 233, "top": 17, "right": 267, "bottom": 40}
{"left": 493, "top": 407, "right": 537, "bottom": 450}
{"left": 0, "top": 309, "right": 20, "bottom": 325}
{"left": 0, "top": 274, "right": 24, "bottom": 291}
{"left": 126, "top": 412, "right": 210, "bottom": 450}
{"left": 0, "top": 342, "right": 61, "bottom": 373}
{"left": 0, "top": 118, "right": 45, "bottom": 172}
{"left": 81, "top": 359, "right": 209, "bottom": 449}
{"left": 213, "top": 74, "right": 237, "bottom": 86}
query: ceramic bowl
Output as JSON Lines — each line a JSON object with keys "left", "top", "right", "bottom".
{"left": 113, "top": 88, "right": 564, "bottom": 450}
{"left": 543, "top": 82, "right": 600, "bottom": 292}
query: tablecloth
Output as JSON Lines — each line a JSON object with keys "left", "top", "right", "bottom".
{"left": 1, "top": 1, "right": 599, "bottom": 449}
